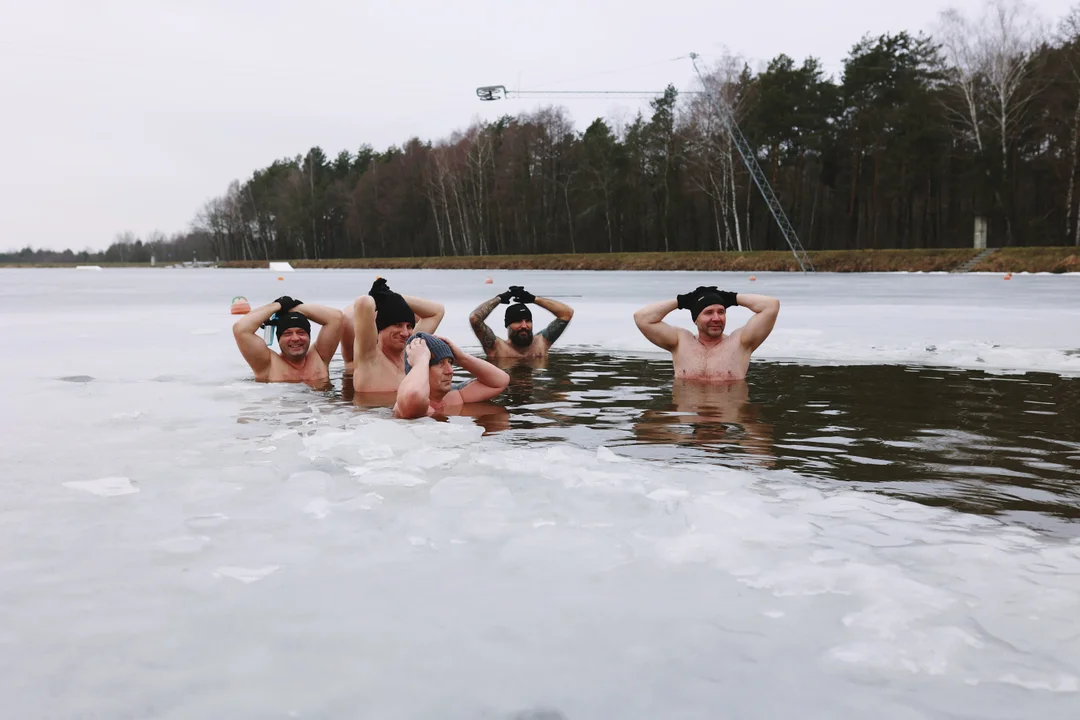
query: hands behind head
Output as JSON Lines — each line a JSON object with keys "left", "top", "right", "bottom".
{"left": 369, "top": 277, "right": 391, "bottom": 297}
{"left": 676, "top": 286, "right": 737, "bottom": 310}
{"left": 510, "top": 286, "right": 535, "bottom": 304}
{"left": 273, "top": 296, "right": 303, "bottom": 313}
{"left": 715, "top": 290, "right": 738, "bottom": 308}
{"left": 405, "top": 336, "right": 430, "bottom": 365}
{"left": 434, "top": 335, "right": 460, "bottom": 360}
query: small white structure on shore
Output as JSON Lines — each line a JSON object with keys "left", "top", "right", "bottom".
{"left": 269, "top": 261, "right": 294, "bottom": 272}
{"left": 75, "top": 265, "right": 103, "bottom": 271}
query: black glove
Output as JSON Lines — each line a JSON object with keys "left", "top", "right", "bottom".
{"left": 676, "top": 287, "right": 737, "bottom": 310}
{"left": 716, "top": 290, "right": 738, "bottom": 308}
{"left": 274, "top": 296, "right": 302, "bottom": 313}
{"left": 369, "top": 277, "right": 391, "bottom": 297}
{"left": 511, "top": 287, "right": 535, "bottom": 304}
{"left": 497, "top": 288, "right": 515, "bottom": 304}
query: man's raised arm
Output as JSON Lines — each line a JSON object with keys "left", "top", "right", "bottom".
{"left": 441, "top": 337, "right": 510, "bottom": 403}
{"left": 403, "top": 295, "right": 445, "bottom": 334}
{"left": 633, "top": 298, "right": 681, "bottom": 351}
{"left": 532, "top": 295, "right": 574, "bottom": 347}
{"left": 294, "top": 303, "right": 343, "bottom": 365}
{"left": 393, "top": 338, "right": 433, "bottom": 419}
{"left": 468, "top": 290, "right": 512, "bottom": 357}
{"left": 352, "top": 295, "right": 379, "bottom": 363}
{"left": 232, "top": 300, "right": 279, "bottom": 376}
{"left": 734, "top": 293, "right": 780, "bottom": 352}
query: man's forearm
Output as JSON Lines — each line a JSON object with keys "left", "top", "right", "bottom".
{"left": 234, "top": 302, "right": 279, "bottom": 334}
{"left": 394, "top": 366, "right": 432, "bottom": 418}
{"left": 469, "top": 297, "right": 501, "bottom": 354}
{"left": 402, "top": 294, "right": 443, "bottom": 320}
{"left": 533, "top": 297, "right": 573, "bottom": 321}
{"left": 456, "top": 351, "right": 508, "bottom": 388}
{"left": 634, "top": 298, "right": 678, "bottom": 325}
{"left": 469, "top": 296, "right": 500, "bottom": 324}
{"left": 293, "top": 303, "right": 340, "bottom": 327}
{"left": 734, "top": 293, "right": 778, "bottom": 313}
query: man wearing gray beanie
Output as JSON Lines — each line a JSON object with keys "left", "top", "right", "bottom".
{"left": 468, "top": 285, "right": 574, "bottom": 359}
{"left": 393, "top": 332, "right": 510, "bottom": 419}
{"left": 633, "top": 286, "right": 779, "bottom": 381}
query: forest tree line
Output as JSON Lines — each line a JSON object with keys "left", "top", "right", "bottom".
{"left": 6, "top": 0, "right": 1080, "bottom": 265}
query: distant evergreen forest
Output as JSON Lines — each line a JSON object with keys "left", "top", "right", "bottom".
{"left": 6, "top": 0, "right": 1080, "bottom": 265}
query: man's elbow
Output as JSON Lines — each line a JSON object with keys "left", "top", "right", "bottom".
{"left": 560, "top": 307, "right": 574, "bottom": 322}
{"left": 394, "top": 390, "right": 429, "bottom": 419}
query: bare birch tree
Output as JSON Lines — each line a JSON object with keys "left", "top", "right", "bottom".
{"left": 938, "top": 0, "right": 1044, "bottom": 242}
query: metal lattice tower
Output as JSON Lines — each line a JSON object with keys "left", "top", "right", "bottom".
{"left": 689, "top": 53, "right": 814, "bottom": 272}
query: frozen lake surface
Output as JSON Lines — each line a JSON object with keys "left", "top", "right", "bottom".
{"left": 2, "top": 268, "right": 1079, "bottom": 719}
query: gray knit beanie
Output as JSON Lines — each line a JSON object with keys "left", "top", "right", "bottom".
{"left": 404, "top": 332, "right": 454, "bottom": 373}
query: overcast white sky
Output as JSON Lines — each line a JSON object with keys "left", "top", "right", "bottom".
{"left": 1, "top": 0, "right": 1073, "bottom": 251}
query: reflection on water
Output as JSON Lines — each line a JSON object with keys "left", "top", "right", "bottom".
{"left": 464, "top": 352, "right": 1080, "bottom": 534}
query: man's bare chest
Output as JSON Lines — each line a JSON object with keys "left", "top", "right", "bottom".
{"left": 268, "top": 354, "right": 328, "bottom": 384}
{"left": 674, "top": 340, "right": 747, "bottom": 380}
{"left": 498, "top": 338, "right": 547, "bottom": 358}
{"left": 353, "top": 355, "right": 405, "bottom": 391}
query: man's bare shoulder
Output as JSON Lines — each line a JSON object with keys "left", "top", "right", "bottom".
{"left": 488, "top": 337, "right": 513, "bottom": 358}
{"left": 670, "top": 328, "right": 699, "bottom": 352}
{"left": 352, "top": 353, "right": 404, "bottom": 391}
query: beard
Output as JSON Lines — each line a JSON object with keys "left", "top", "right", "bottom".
{"left": 699, "top": 323, "right": 725, "bottom": 339}
{"left": 509, "top": 328, "right": 534, "bottom": 347}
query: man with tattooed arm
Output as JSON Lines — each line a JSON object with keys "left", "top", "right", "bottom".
{"left": 468, "top": 286, "right": 574, "bottom": 359}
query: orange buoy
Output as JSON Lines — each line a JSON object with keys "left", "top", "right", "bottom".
{"left": 230, "top": 296, "right": 251, "bottom": 315}
{"left": 484, "top": 277, "right": 493, "bottom": 284}
{"left": 277, "top": 276, "right": 284, "bottom": 281}
{"left": 749, "top": 275, "right": 757, "bottom": 281}
{"left": 1004, "top": 273, "right": 1012, "bottom": 280}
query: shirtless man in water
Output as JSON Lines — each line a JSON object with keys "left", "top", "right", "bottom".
{"left": 233, "top": 296, "right": 343, "bottom": 387}
{"left": 634, "top": 286, "right": 779, "bottom": 381}
{"left": 393, "top": 332, "right": 510, "bottom": 419}
{"left": 468, "top": 286, "right": 574, "bottom": 359}
{"left": 345, "top": 278, "right": 445, "bottom": 394}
